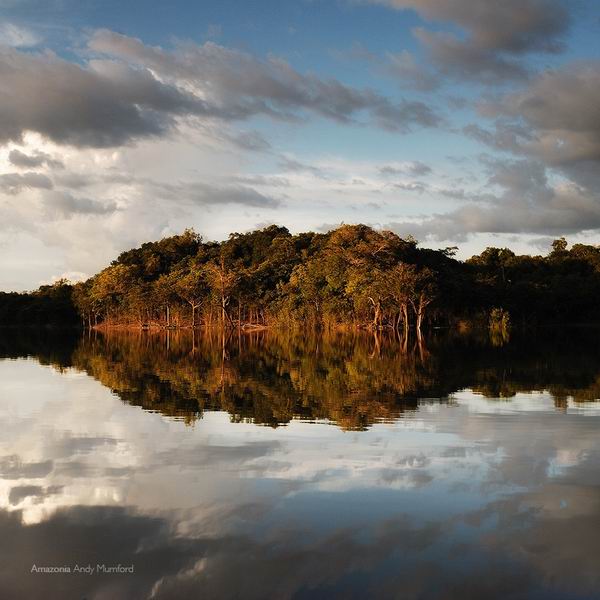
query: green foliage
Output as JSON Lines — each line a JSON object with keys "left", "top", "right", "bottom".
{"left": 3, "top": 228, "right": 600, "bottom": 329}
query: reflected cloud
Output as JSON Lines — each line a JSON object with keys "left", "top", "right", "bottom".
{"left": 1, "top": 330, "right": 600, "bottom": 598}
{"left": 0, "top": 457, "right": 53, "bottom": 480}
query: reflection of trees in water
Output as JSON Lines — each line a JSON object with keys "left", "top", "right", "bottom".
{"left": 2, "top": 328, "right": 600, "bottom": 428}
{"left": 66, "top": 328, "right": 600, "bottom": 428}
{"left": 70, "top": 329, "right": 445, "bottom": 430}
{"left": 462, "top": 329, "right": 600, "bottom": 407}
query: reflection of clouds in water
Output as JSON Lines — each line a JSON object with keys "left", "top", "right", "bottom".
{"left": 8, "top": 485, "right": 63, "bottom": 506}
{"left": 0, "top": 456, "right": 53, "bottom": 480}
{"left": 1, "top": 358, "right": 600, "bottom": 597}
{"left": 1, "top": 360, "right": 598, "bottom": 521}
{"left": 2, "top": 496, "right": 597, "bottom": 600}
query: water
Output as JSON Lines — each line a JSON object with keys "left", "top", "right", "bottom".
{"left": 1, "top": 329, "right": 600, "bottom": 599}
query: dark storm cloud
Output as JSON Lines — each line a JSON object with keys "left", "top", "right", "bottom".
{"left": 369, "top": 0, "right": 570, "bottom": 83}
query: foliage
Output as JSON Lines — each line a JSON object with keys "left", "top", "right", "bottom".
{"left": 0, "top": 279, "right": 79, "bottom": 327}
{"left": 3, "top": 226, "right": 600, "bottom": 329}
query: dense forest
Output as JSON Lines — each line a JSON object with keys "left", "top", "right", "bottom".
{"left": 1, "top": 224, "right": 600, "bottom": 330}
{"left": 0, "top": 280, "right": 78, "bottom": 328}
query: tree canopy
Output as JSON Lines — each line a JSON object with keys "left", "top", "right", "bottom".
{"left": 2, "top": 224, "right": 600, "bottom": 329}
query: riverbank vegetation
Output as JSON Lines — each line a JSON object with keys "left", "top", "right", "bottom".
{"left": 0, "top": 279, "right": 78, "bottom": 328}
{"left": 2, "top": 225, "right": 600, "bottom": 330}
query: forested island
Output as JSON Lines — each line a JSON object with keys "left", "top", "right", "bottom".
{"left": 1, "top": 224, "right": 599, "bottom": 331}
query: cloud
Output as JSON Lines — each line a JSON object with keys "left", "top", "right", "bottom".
{"left": 379, "top": 160, "right": 432, "bottom": 176}
{"left": 385, "top": 50, "right": 440, "bottom": 91}
{"left": 0, "top": 31, "right": 441, "bottom": 149}
{"left": 466, "top": 62, "right": 600, "bottom": 202}
{"left": 0, "top": 171, "right": 53, "bottom": 194}
{"left": 146, "top": 180, "right": 282, "bottom": 209}
{"left": 42, "top": 191, "right": 119, "bottom": 218}
{"left": 226, "top": 130, "right": 272, "bottom": 153}
{"left": 367, "top": 0, "right": 569, "bottom": 83}
{"left": 481, "top": 62, "right": 600, "bottom": 168}
{"left": 39, "top": 271, "right": 89, "bottom": 286}
{"left": 230, "top": 175, "right": 290, "bottom": 188}
{"left": 8, "top": 484, "right": 62, "bottom": 505}
{"left": 0, "top": 22, "right": 40, "bottom": 47}
{"left": 0, "top": 45, "right": 209, "bottom": 147}
{"left": 88, "top": 29, "right": 441, "bottom": 134}
{"left": 0, "top": 456, "right": 53, "bottom": 479}
{"left": 278, "top": 156, "right": 327, "bottom": 178}
{"left": 413, "top": 27, "right": 530, "bottom": 83}
{"left": 392, "top": 181, "right": 427, "bottom": 193}
{"left": 8, "top": 149, "right": 64, "bottom": 169}
{"left": 186, "top": 183, "right": 281, "bottom": 209}
{"left": 386, "top": 157, "right": 600, "bottom": 240}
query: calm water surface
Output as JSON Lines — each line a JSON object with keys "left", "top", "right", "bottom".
{"left": 1, "top": 329, "right": 600, "bottom": 599}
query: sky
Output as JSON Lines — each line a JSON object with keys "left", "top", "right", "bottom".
{"left": 0, "top": 0, "right": 599, "bottom": 290}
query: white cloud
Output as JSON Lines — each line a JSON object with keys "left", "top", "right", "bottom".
{"left": 0, "top": 22, "right": 40, "bottom": 48}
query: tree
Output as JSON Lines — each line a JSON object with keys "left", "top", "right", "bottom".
{"left": 203, "top": 254, "right": 239, "bottom": 327}
{"left": 410, "top": 268, "right": 437, "bottom": 337}
{"left": 171, "top": 260, "right": 209, "bottom": 327}
{"left": 384, "top": 263, "right": 417, "bottom": 332}
{"left": 550, "top": 237, "right": 568, "bottom": 258}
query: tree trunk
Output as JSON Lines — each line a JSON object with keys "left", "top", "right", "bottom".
{"left": 373, "top": 303, "right": 381, "bottom": 328}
